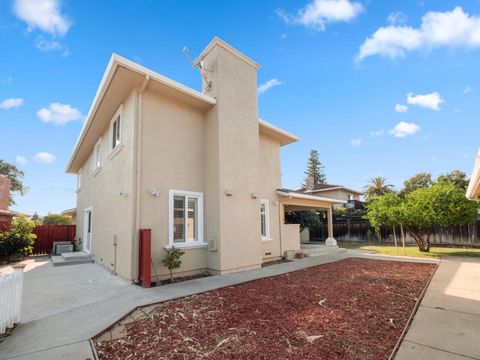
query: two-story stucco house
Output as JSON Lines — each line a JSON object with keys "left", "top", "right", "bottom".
{"left": 299, "top": 183, "right": 363, "bottom": 209}
{"left": 66, "top": 38, "right": 343, "bottom": 282}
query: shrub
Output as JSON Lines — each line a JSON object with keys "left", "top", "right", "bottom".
{"left": 162, "top": 246, "right": 185, "bottom": 282}
{"left": 0, "top": 216, "right": 36, "bottom": 262}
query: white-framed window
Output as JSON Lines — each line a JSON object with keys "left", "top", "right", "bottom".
{"left": 92, "top": 137, "right": 101, "bottom": 172}
{"left": 347, "top": 194, "right": 353, "bottom": 201}
{"left": 110, "top": 106, "right": 122, "bottom": 151}
{"left": 168, "top": 190, "right": 204, "bottom": 247}
{"left": 260, "top": 199, "right": 270, "bottom": 240}
{"left": 77, "top": 169, "right": 82, "bottom": 190}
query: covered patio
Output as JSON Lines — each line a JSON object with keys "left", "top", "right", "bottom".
{"left": 277, "top": 189, "right": 346, "bottom": 251}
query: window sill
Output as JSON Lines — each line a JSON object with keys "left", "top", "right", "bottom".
{"left": 262, "top": 238, "right": 274, "bottom": 242}
{"left": 164, "top": 242, "right": 208, "bottom": 250}
{"left": 91, "top": 167, "right": 101, "bottom": 177}
{"left": 107, "top": 144, "right": 123, "bottom": 161}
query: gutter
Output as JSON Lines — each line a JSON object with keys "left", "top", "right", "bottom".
{"left": 276, "top": 190, "right": 347, "bottom": 204}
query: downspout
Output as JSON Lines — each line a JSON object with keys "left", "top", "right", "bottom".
{"left": 132, "top": 75, "right": 150, "bottom": 282}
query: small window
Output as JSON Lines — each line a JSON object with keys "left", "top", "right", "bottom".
{"left": 169, "top": 190, "right": 204, "bottom": 246}
{"left": 348, "top": 194, "right": 353, "bottom": 201}
{"left": 260, "top": 199, "right": 270, "bottom": 239}
{"left": 111, "top": 115, "right": 121, "bottom": 150}
{"left": 92, "top": 138, "right": 101, "bottom": 171}
{"left": 77, "top": 170, "right": 82, "bottom": 190}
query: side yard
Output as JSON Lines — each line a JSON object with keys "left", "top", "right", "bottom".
{"left": 94, "top": 258, "right": 436, "bottom": 359}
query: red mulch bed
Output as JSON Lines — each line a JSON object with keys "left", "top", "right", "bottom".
{"left": 93, "top": 258, "right": 436, "bottom": 359}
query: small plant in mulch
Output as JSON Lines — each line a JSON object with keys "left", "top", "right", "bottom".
{"left": 295, "top": 251, "right": 305, "bottom": 259}
{"left": 161, "top": 246, "right": 185, "bottom": 283}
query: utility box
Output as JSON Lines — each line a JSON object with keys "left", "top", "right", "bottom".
{"left": 52, "top": 241, "right": 73, "bottom": 255}
{"left": 56, "top": 244, "right": 74, "bottom": 255}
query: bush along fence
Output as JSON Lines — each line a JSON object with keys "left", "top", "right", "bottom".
{"left": 0, "top": 265, "right": 25, "bottom": 334}
{"left": 32, "top": 225, "right": 76, "bottom": 255}
{"left": 310, "top": 219, "right": 480, "bottom": 246}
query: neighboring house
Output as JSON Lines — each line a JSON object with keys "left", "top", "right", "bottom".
{"left": 299, "top": 184, "right": 363, "bottom": 209}
{"left": 466, "top": 149, "right": 480, "bottom": 199}
{"left": 61, "top": 208, "right": 77, "bottom": 223}
{"left": 0, "top": 175, "right": 14, "bottom": 223}
{"left": 66, "top": 37, "right": 343, "bottom": 282}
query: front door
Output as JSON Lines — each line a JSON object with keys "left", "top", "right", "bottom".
{"left": 83, "top": 208, "right": 92, "bottom": 253}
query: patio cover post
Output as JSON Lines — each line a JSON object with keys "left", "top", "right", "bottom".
{"left": 325, "top": 206, "right": 337, "bottom": 246}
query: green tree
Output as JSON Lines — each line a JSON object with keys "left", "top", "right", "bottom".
{"left": 363, "top": 177, "right": 394, "bottom": 200}
{"left": 437, "top": 170, "right": 469, "bottom": 189}
{"left": 364, "top": 192, "right": 403, "bottom": 232}
{"left": 285, "top": 210, "right": 323, "bottom": 232}
{"left": 162, "top": 246, "right": 185, "bottom": 282}
{"left": 41, "top": 213, "right": 72, "bottom": 225}
{"left": 402, "top": 182, "right": 479, "bottom": 252}
{"left": 303, "top": 149, "right": 326, "bottom": 188}
{"left": 0, "top": 216, "right": 36, "bottom": 261}
{"left": 399, "top": 172, "right": 433, "bottom": 197}
{"left": 0, "top": 160, "right": 28, "bottom": 205}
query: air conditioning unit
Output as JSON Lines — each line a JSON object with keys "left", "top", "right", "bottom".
{"left": 208, "top": 236, "right": 217, "bottom": 251}
{"left": 52, "top": 241, "right": 73, "bottom": 255}
{"left": 56, "top": 244, "right": 73, "bottom": 255}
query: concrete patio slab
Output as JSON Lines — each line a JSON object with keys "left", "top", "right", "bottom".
{"left": 396, "top": 340, "right": 473, "bottom": 360}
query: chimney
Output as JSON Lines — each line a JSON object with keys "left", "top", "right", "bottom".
{"left": 305, "top": 176, "right": 314, "bottom": 191}
{"left": 0, "top": 175, "right": 11, "bottom": 211}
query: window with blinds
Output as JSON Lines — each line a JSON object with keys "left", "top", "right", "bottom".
{"left": 169, "top": 190, "right": 203, "bottom": 246}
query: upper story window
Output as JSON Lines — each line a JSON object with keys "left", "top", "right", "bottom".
{"left": 348, "top": 194, "right": 353, "bottom": 201}
{"left": 77, "top": 169, "right": 82, "bottom": 190}
{"left": 260, "top": 199, "right": 270, "bottom": 240}
{"left": 169, "top": 190, "right": 204, "bottom": 247}
{"left": 110, "top": 106, "right": 122, "bottom": 151}
{"left": 92, "top": 138, "right": 101, "bottom": 172}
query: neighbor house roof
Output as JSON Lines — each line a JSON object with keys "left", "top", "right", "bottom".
{"left": 277, "top": 188, "right": 347, "bottom": 204}
{"left": 300, "top": 184, "right": 363, "bottom": 195}
{"left": 66, "top": 49, "right": 298, "bottom": 173}
{"left": 466, "top": 149, "right": 480, "bottom": 199}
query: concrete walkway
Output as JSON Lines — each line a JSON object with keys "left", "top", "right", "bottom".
{"left": 0, "top": 252, "right": 437, "bottom": 360}
{"left": 396, "top": 257, "right": 480, "bottom": 360}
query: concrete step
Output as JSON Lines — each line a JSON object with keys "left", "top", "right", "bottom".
{"left": 301, "top": 245, "right": 346, "bottom": 258}
{"left": 61, "top": 252, "right": 91, "bottom": 261}
{"left": 52, "top": 252, "right": 94, "bottom": 267}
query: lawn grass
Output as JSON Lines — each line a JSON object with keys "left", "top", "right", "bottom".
{"left": 339, "top": 241, "right": 480, "bottom": 259}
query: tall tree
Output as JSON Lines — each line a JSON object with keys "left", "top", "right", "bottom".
{"left": 0, "top": 160, "right": 28, "bottom": 205}
{"left": 363, "top": 177, "right": 394, "bottom": 199}
{"left": 437, "top": 170, "right": 469, "bottom": 189}
{"left": 399, "top": 172, "right": 433, "bottom": 197}
{"left": 303, "top": 149, "right": 326, "bottom": 188}
{"left": 41, "top": 213, "right": 73, "bottom": 225}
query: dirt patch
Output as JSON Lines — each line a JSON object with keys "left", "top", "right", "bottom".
{"left": 93, "top": 258, "right": 435, "bottom": 359}
{"left": 157, "top": 271, "right": 212, "bottom": 286}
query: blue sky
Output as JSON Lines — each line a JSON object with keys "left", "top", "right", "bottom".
{"left": 0, "top": 0, "right": 479, "bottom": 215}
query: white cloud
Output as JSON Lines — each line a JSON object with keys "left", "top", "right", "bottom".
{"left": 387, "top": 11, "right": 407, "bottom": 26}
{"left": 351, "top": 138, "right": 362, "bottom": 146}
{"left": 395, "top": 104, "right": 408, "bottom": 113}
{"left": 464, "top": 86, "right": 474, "bottom": 94}
{"left": 0, "top": 98, "right": 24, "bottom": 110}
{"left": 370, "top": 129, "right": 384, "bottom": 137}
{"left": 277, "top": 0, "right": 363, "bottom": 31}
{"left": 407, "top": 92, "right": 443, "bottom": 111}
{"left": 12, "top": 0, "right": 71, "bottom": 36}
{"left": 1, "top": 77, "right": 13, "bottom": 85}
{"left": 36, "top": 103, "right": 83, "bottom": 125}
{"left": 35, "top": 37, "right": 70, "bottom": 56}
{"left": 34, "top": 152, "right": 56, "bottom": 163}
{"left": 357, "top": 7, "right": 480, "bottom": 61}
{"left": 16, "top": 155, "right": 28, "bottom": 165}
{"left": 258, "top": 79, "right": 283, "bottom": 94}
{"left": 389, "top": 121, "right": 420, "bottom": 138}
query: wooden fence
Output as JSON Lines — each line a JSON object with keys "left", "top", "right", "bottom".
{"left": 310, "top": 219, "right": 480, "bottom": 246}
{"left": 32, "top": 225, "right": 76, "bottom": 255}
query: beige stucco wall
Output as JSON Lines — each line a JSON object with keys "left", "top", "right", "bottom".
{"left": 258, "top": 134, "right": 282, "bottom": 261}
{"left": 76, "top": 90, "right": 136, "bottom": 280}
{"left": 138, "top": 89, "right": 208, "bottom": 280}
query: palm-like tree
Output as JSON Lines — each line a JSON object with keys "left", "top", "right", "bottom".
{"left": 364, "top": 177, "right": 394, "bottom": 199}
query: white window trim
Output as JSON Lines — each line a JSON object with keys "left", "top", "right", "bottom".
{"left": 109, "top": 105, "right": 123, "bottom": 154}
{"left": 261, "top": 199, "right": 270, "bottom": 240}
{"left": 91, "top": 137, "right": 102, "bottom": 175}
{"left": 76, "top": 169, "right": 82, "bottom": 193}
{"left": 168, "top": 189, "right": 205, "bottom": 248}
